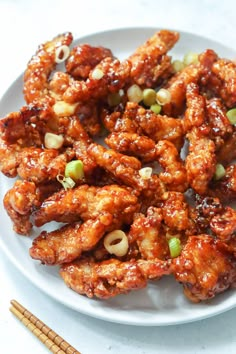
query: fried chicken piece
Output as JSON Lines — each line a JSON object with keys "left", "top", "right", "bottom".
{"left": 56, "top": 115, "right": 98, "bottom": 178}
{"left": 139, "top": 174, "right": 167, "bottom": 212}
{"left": 193, "top": 195, "right": 224, "bottom": 232}
{"left": 101, "top": 106, "right": 142, "bottom": 134}
{"left": 57, "top": 114, "right": 89, "bottom": 145}
{"left": 0, "top": 102, "right": 81, "bottom": 179}
{"left": 194, "top": 195, "right": 236, "bottom": 242}
{"left": 3, "top": 179, "right": 62, "bottom": 235}
{"left": 30, "top": 212, "right": 113, "bottom": 265}
{"left": 60, "top": 256, "right": 171, "bottom": 299}
{"left": 101, "top": 109, "right": 123, "bottom": 132}
{"left": 128, "top": 30, "right": 179, "bottom": 87}
{"left": 210, "top": 207, "right": 236, "bottom": 242}
{"left": 1, "top": 104, "right": 55, "bottom": 142}
{"left": 0, "top": 111, "right": 27, "bottom": 144}
{"left": 0, "top": 141, "right": 21, "bottom": 177}
{"left": 3, "top": 180, "right": 38, "bottom": 235}
{"left": 206, "top": 98, "right": 232, "bottom": 149}
{"left": 48, "top": 71, "right": 71, "bottom": 101}
{"left": 209, "top": 164, "right": 236, "bottom": 202}
{"left": 162, "top": 62, "right": 201, "bottom": 117}
{"left": 200, "top": 53, "right": 236, "bottom": 107}
{"left": 184, "top": 83, "right": 217, "bottom": 194}
{"left": 34, "top": 180, "right": 62, "bottom": 202}
{"left": 185, "top": 128, "right": 216, "bottom": 195}
{"left": 0, "top": 107, "right": 53, "bottom": 177}
{"left": 212, "top": 58, "right": 236, "bottom": 108}
{"left": 195, "top": 195, "right": 223, "bottom": 216}
{"left": 184, "top": 87, "right": 231, "bottom": 153}
{"left": 128, "top": 207, "right": 169, "bottom": 260}
{"left": 216, "top": 128, "right": 236, "bottom": 165}
{"left": 54, "top": 100, "right": 102, "bottom": 137}
{"left": 206, "top": 98, "right": 232, "bottom": 139}
{"left": 155, "top": 140, "right": 188, "bottom": 192}
{"left": 76, "top": 101, "right": 102, "bottom": 136}
{"left": 16, "top": 147, "right": 75, "bottom": 183}
{"left": 172, "top": 235, "right": 236, "bottom": 302}
{"left": 66, "top": 44, "right": 114, "bottom": 80}
{"left": 24, "top": 32, "right": 73, "bottom": 105}
{"left": 88, "top": 142, "right": 166, "bottom": 205}
{"left": 122, "top": 102, "right": 184, "bottom": 150}
{"left": 87, "top": 142, "right": 166, "bottom": 202}
{"left": 162, "top": 192, "right": 192, "bottom": 232}
{"left": 105, "top": 132, "right": 156, "bottom": 163}
{"left": 87, "top": 142, "right": 145, "bottom": 190}
{"left": 183, "top": 83, "right": 205, "bottom": 132}
{"left": 198, "top": 49, "right": 221, "bottom": 97}
{"left": 63, "top": 57, "right": 131, "bottom": 104}
{"left": 33, "top": 184, "right": 139, "bottom": 228}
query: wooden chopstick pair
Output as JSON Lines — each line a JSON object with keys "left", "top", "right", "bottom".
{"left": 9, "top": 300, "right": 81, "bottom": 354}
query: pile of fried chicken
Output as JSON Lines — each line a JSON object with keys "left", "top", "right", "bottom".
{"left": 1, "top": 29, "right": 236, "bottom": 303}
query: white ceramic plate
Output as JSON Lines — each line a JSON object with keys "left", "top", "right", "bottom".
{"left": 1, "top": 27, "right": 236, "bottom": 326}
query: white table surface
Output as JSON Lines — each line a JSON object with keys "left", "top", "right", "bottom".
{"left": 1, "top": 0, "right": 236, "bottom": 353}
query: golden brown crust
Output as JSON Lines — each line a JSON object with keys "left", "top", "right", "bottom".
{"left": 66, "top": 44, "right": 114, "bottom": 80}
{"left": 33, "top": 184, "right": 139, "bottom": 228}
{"left": 30, "top": 213, "right": 113, "bottom": 265}
{"left": 122, "top": 102, "right": 184, "bottom": 150}
{"left": 186, "top": 129, "right": 216, "bottom": 195}
{"left": 24, "top": 32, "right": 73, "bottom": 105}
{"left": 172, "top": 235, "right": 236, "bottom": 302}
{"left": 155, "top": 140, "right": 188, "bottom": 192}
{"left": 128, "top": 30, "right": 179, "bottom": 87}
{"left": 212, "top": 58, "right": 236, "bottom": 108}
{"left": 3, "top": 180, "right": 38, "bottom": 235}
{"left": 60, "top": 256, "right": 171, "bottom": 299}
{"left": 105, "top": 132, "right": 156, "bottom": 163}
{"left": 163, "top": 63, "right": 201, "bottom": 117}
{"left": 128, "top": 207, "right": 169, "bottom": 260}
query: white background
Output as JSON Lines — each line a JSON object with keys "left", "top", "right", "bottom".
{"left": 0, "top": 0, "right": 236, "bottom": 353}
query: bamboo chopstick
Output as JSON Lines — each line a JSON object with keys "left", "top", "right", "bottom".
{"left": 10, "top": 300, "right": 81, "bottom": 354}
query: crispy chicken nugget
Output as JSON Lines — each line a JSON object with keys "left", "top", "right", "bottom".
{"left": 30, "top": 213, "right": 113, "bottom": 265}
{"left": 172, "top": 235, "right": 236, "bottom": 302}
{"left": 33, "top": 184, "right": 139, "bottom": 228}
{"left": 155, "top": 140, "right": 188, "bottom": 192}
{"left": 123, "top": 102, "right": 184, "bottom": 150}
{"left": 60, "top": 256, "right": 171, "bottom": 299}
{"left": 128, "top": 29, "right": 179, "bottom": 87}
{"left": 128, "top": 207, "right": 169, "bottom": 260}
{"left": 3, "top": 180, "right": 38, "bottom": 235}
{"left": 105, "top": 132, "right": 156, "bottom": 163}
{"left": 185, "top": 130, "right": 216, "bottom": 195}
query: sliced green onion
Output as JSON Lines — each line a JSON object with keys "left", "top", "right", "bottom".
{"left": 44, "top": 132, "right": 64, "bottom": 149}
{"left": 226, "top": 108, "right": 236, "bottom": 124}
{"left": 214, "top": 163, "right": 226, "bottom": 180}
{"left": 183, "top": 52, "right": 199, "bottom": 66}
{"left": 139, "top": 167, "right": 153, "bottom": 180}
{"left": 56, "top": 174, "right": 76, "bottom": 190}
{"left": 168, "top": 237, "right": 181, "bottom": 258}
{"left": 127, "top": 84, "right": 143, "bottom": 103}
{"left": 91, "top": 68, "right": 104, "bottom": 80}
{"left": 172, "top": 59, "right": 184, "bottom": 73}
{"left": 65, "top": 160, "right": 84, "bottom": 181}
{"left": 142, "top": 88, "right": 157, "bottom": 107}
{"left": 55, "top": 45, "right": 70, "bottom": 64}
{"left": 156, "top": 88, "right": 171, "bottom": 105}
{"left": 150, "top": 103, "right": 161, "bottom": 114}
